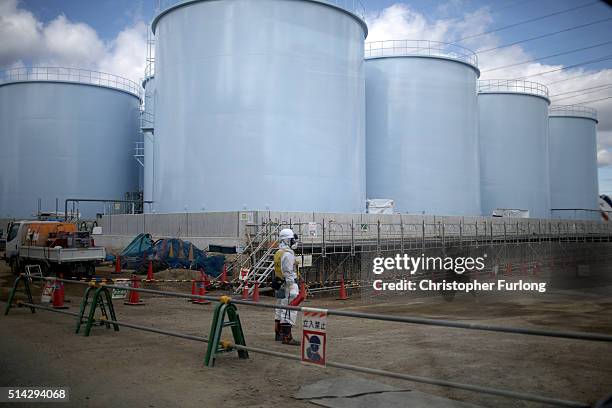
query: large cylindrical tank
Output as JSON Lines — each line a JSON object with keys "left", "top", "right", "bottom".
{"left": 142, "top": 75, "right": 156, "bottom": 204}
{"left": 151, "top": 0, "right": 367, "bottom": 213}
{"left": 365, "top": 40, "right": 481, "bottom": 215}
{"left": 549, "top": 105, "right": 599, "bottom": 220}
{"left": 478, "top": 79, "right": 551, "bottom": 218}
{"left": 0, "top": 67, "right": 140, "bottom": 218}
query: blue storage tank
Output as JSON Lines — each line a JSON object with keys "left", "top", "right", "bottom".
{"left": 478, "top": 79, "right": 551, "bottom": 218}
{"left": 0, "top": 67, "right": 141, "bottom": 218}
{"left": 549, "top": 105, "right": 599, "bottom": 220}
{"left": 150, "top": 0, "right": 367, "bottom": 213}
{"left": 365, "top": 40, "right": 481, "bottom": 215}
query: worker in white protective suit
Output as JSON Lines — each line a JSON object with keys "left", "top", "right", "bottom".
{"left": 272, "top": 228, "right": 300, "bottom": 346}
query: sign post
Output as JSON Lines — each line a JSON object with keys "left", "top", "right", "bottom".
{"left": 301, "top": 307, "right": 327, "bottom": 366}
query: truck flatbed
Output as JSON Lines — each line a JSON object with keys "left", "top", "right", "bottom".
{"left": 18, "top": 246, "right": 106, "bottom": 263}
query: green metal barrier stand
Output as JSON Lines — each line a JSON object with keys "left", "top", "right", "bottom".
{"left": 205, "top": 296, "right": 248, "bottom": 367}
{"left": 5, "top": 275, "right": 36, "bottom": 315}
{"left": 76, "top": 284, "right": 119, "bottom": 336}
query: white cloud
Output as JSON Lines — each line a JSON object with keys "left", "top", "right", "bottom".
{"left": 99, "top": 21, "right": 148, "bottom": 82}
{"left": 42, "top": 15, "right": 106, "bottom": 68}
{"left": 0, "top": 0, "right": 41, "bottom": 67}
{"left": 365, "top": 4, "right": 451, "bottom": 43}
{"left": 365, "top": 2, "right": 612, "bottom": 168}
{"left": 0, "top": 0, "right": 146, "bottom": 81}
{"left": 598, "top": 147, "right": 612, "bottom": 167}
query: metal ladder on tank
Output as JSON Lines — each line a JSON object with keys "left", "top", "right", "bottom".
{"left": 133, "top": 141, "right": 144, "bottom": 167}
{"left": 234, "top": 223, "right": 281, "bottom": 295}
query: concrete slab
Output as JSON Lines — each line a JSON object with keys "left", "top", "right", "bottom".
{"left": 294, "top": 378, "right": 407, "bottom": 399}
{"left": 310, "top": 391, "right": 484, "bottom": 408}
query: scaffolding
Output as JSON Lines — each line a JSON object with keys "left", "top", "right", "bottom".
{"left": 237, "top": 217, "right": 612, "bottom": 290}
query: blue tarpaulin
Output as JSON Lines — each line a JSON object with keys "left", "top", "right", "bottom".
{"left": 118, "top": 234, "right": 225, "bottom": 277}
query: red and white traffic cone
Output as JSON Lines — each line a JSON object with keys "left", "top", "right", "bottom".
{"left": 300, "top": 281, "right": 307, "bottom": 301}
{"left": 146, "top": 260, "right": 154, "bottom": 281}
{"left": 242, "top": 283, "right": 249, "bottom": 300}
{"left": 219, "top": 264, "right": 228, "bottom": 283}
{"left": 337, "top": 277, "right": 348, "bottom": 300}
{"left": 114, "top": 256, "right": 121, "bottom": 273}
{"left": 252, "top": 282, "right": 260, "bottom": 303}
{"left": 124, "top": 275, "right": 145, "bottom": 306}
{"left": 202, "top": 272, "right": 210, "bottom": 287}
{"left": 52, "top": 278, "right": 69, "bottom": 309}
{"left": 190, "top": 279, "right": 197, "bottom": 302}
{"left": 192, "top": 277, "right": 210, "bottom": 305}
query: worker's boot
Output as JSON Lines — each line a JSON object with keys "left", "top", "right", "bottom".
{"left": 281, "top": 323, "right": 300, "bottom": 346}
{"left": 275, "top": 320, "right": 281, "bottom": 341}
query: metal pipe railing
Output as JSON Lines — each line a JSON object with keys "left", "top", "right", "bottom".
{"left": 0, "top": 67, "right": 141, "bottom": 98}
{"left": 156, "top": 0, "right": 367, "bottom": 20}
{"left": 17, "top": 297, "right": 590, "bottom": 407}
{"left": 365, "top": 39, "right": 478, "bottom": 67}
{"left": 549, "top": 105, "right": 598, "bottom": 121}
{"left": 35, "top": 276, "right": 612, "bottom": 342}
{"left": 478, "top": 79, "right": 549, "bottom": 99}
{"left": 64, "top": 198, "right": 154, "bottom": 220}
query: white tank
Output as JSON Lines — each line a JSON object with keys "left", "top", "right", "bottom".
{"left": 478, "top": 79, "right": 551, "bottom": 218}
{"left": 365, "top": 40, "right": 481, "bottom": 215}
{"left": 0, "top": 67, "right": 141, "bottom": 218}
{"left": 549, "top": 105, "right": 599, "bottom": 220}
{"left": 151, "top": 0, "right": 367, "bottom": 213}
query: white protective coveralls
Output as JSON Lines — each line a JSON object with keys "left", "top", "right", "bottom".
{"left": 274, "top": 242, "right": 299, "bottom": 326}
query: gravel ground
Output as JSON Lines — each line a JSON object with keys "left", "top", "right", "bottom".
{"left": 1, "top": 261, "right": 611, "bottom": 408}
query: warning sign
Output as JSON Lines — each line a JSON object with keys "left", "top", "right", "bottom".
{"left": 295, "top": 255, "right": 312, "bottom": 268}
{"left": 239, "top": 268, "right": 249, "bottom": 281}
{"left": 111, "top": 279, "right": 131, "bottom": 299}
{"left": 301, "top": 307, "right": 327, "bottom": 366}
{"left": 41, "top": 280, "right": 55, "bottom": 303}
{"left": 307, "top": 222, "right": 318, "bottom": 238}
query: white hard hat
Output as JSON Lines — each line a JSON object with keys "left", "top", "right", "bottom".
{"left": 279, "top": 228, "right": 295, "bottom": 241}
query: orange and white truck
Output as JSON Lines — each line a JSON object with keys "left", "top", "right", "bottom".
{"left": 4, "top": 221, "right": 105, "bottom": 277}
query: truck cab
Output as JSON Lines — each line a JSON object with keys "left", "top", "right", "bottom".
{"left": 5, "top": 221, "right": 24, "bottom": 267}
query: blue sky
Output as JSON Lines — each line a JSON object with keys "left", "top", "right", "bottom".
{"left": 19, "top": 0, "right": 612, "bottom": 58}
{"left": 4, "top": 0, "right": 612, "bottom": 193}
{"left": 17, "top": 0, "right": 612, "bottom": 77}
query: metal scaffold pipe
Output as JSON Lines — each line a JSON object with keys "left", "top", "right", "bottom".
{"left": 30, "top": 276, "right": 612, "bottom": 342}
{"left": 20, "top": 302, "right": 210, "bottom": 343}
{"left": 18, "top": 300, "right": 589, "bottom": 408}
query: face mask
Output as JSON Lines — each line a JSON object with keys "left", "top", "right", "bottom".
{"left": 290, "top": 233, "right": 299, "bottom": 249}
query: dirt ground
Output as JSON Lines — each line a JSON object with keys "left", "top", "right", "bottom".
{"left": 1, "top": 260, "right": 611, "bottom": 408}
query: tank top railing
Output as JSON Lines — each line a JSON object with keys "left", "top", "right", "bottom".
{"left": 364, "top": 40, "right": 478, "bottom": 67}
{"left": 549, "top": 105, "right": 598, "bottom": 121}
{"left": 478, "top": 79, "right": 549, "bottom": 99}
{"left": 156, "top": 0, "right": 366, "bottom": 20}
{"left": 0, "top": 67, "right": 142, "bottom": 98}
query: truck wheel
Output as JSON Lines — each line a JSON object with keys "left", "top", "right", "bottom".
{"left": 10, "top": 258, "right": 24, "bottom": 275}
{"left": 39, "top": 262, "right": 51, "bottom": 277}
{"left": 86, "top": 263, "right": 95, "bottom": 278}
